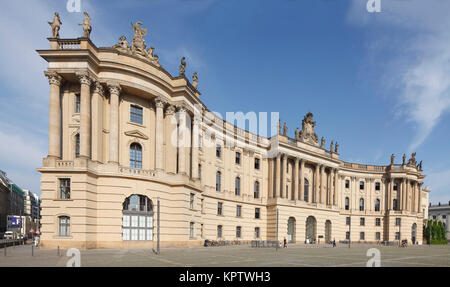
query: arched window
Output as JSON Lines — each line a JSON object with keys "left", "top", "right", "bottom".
{"left": 216, "top": 171, "right": 221, "bottom": 191}
{"left": 345, "top": 197, "right": 350, "bottom": 210}
{"left": 130, "top": 143, "right": 142, "bottom": 168}
{"left": 254, "top": 181, "right": 260, "bottom": 199}
{"left": 235, "top": 177, "right": 240, "bottom": 196}
{"left": 359, "top": 198, "right": 365, "bottom": 211}
{"left": 375, "top": 199, "right": 380, "bottom": 211}
{"left": 58, "top": 216, "right": 70, "bottom": 237}
{"left": 304, "top": 178, "right": 309, "bottom": 202}
{"left": 122, "top": 195, "right": 153, "bottom": 241}
{"left": 75, "top": 134, "right": 80, "bottom": 158}
{"left": 217, "top": 225, "right": 223, "bottom": 238}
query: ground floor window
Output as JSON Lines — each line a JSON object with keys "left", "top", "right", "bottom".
{"left": 346, "top": 231, "right": 350, "bottom": 240}
{"left": 360, "top": 232, "right": 365, "bottom": 240}
{"left": 236, "top": 226, "right": 242, "bottom": 238}
{"left": 190, "top": 222, "right": 195, "bottom": 238}
{"left": 395, "top": 232, "right": 401, "bottom": 240}
{"left": 375, "top": 232, "right": 381, "bottom": 240}
{"left": 122, "top": 194, "right": 154, "bottom": 241}
{"left": 58, "top": 216, "right": 70, "bottom": 237}
{"left": 255, "top": 227, "right": 260, "bottom": 238}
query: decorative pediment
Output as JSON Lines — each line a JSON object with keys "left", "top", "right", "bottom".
{"left": 124, "top": 130, "right": 149, "bottom": 140}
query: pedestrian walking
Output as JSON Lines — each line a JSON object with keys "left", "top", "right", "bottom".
{"left": 283, "top": 237, "right": 287, "bottom": 248}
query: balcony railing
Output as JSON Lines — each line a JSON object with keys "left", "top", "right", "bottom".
{"left": 58, "top": 39, "right": 81, "bottom": 50}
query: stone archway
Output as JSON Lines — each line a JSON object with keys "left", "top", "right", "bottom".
{"left": 411, "top": 223, "right": 417, "bottom": 244}
{"left": 287, "top": 217, "right": 296, "bottom": 243}
{"left": 305, "top": 216, "right": 317, "bottom": 244}
{"left": 325, "top": 220, "right": 332, "bottom": 243}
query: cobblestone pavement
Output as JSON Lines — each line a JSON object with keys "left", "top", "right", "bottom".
{"left": 0, "top": 243, "right": 449, "bottom": 267}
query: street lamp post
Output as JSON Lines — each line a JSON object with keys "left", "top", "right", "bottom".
{"left": 276, "top": 208, "right": 279, "bottom": 251}
{"left": 348, "top": 217, "right": 351, "bottom": 248}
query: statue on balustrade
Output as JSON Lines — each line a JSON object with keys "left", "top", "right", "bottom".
{"left": 418, "top": 161, "right": 423, "bottom": 171}
{"left": 283, "top": 122, "right": 287, "bottom": 136}
{"left": 408, "top": 152, "right": 417, "bottom": 166}
{"left": 320, "top": 137, "right": 325, "bottom": 148}
{"left": 179, "top": 57, "right": 186, "bottom": 77}
{"left": 330, "top": 141, "right": 334, "bottom": 153}
{"left": 79, "top": 12, "right": 92, "bottom": 38}
{"left": 390, "top": 154, "right": 395, "bottom": 165}
{"left": 192, "top": 72, "right": 198, "bottom": 89}
{"left": 48, "top": 12, "right": 62, "bottom": 38}
{"left": 402, "top": 154, "right": 406, "bottom": 165}
{"left": 294, "top": 128, "right": 299, "bottom": 140}
{"left": 299, "top": 112, "right": 319, "bottom": 146}
{"left": 335, "top": 142, "right": 339, "bottom": 153}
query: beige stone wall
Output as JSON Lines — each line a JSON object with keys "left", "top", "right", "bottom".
{"left": 38, "top": 37, "right": 426, "bottom": 249}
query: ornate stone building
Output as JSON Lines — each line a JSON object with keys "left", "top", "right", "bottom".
{"left": 37, "top": 16, "right": 429, "bottom": 249}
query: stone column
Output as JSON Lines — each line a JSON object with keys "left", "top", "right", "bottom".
{"left": 314, "top": 164, "right": 320, "bottom": 203}
{"left": 418, "top": 183, "right": 422, "bottom": 215}
{"left": 155, "top": 97, "right": 165, "bottom": 170}
{"left": 294, "top": 158, "right": 299, "bottom": 201}
{"left": 107, "top": 82, "right": 121, "bottom": 164}
{"left": 91, "top": 81, "right": 104, "bottom": 162}
{"left": 165, "top": 105, "right": 177, "bottom": 173}
{"left": 77, "top": 72, "right": 92, "bottom": 158}
{"left": 299, "top": 160, "right": 305, "bottom": 201}
{"left": 44, "top": 71, "right": 63, "bottom": 159}
{"left": 282, "top": 154, "right": 287, "bottom": 198}
{"left": 334, "top": 169, "right": 338, "bottom": 206}
{"left": 177, "top": 106, "right": 187, "bottom": 174}
{"left": 388, "top": 179, "right": 393, "bottom": 210}
{"left": 320, "top": 165, "right": 326, "bottom": 204}
{"left": 191, "top": 116, "right": 201, "bottom": 179}
{"left": 275, "top": 154, "right": 281, "bottom": 198}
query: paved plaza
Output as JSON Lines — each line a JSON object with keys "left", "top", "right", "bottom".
{"left": 0, "top": 243, "right": 449, "bottom": 267}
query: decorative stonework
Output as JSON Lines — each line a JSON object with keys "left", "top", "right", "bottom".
{"left": 76, "top": 71, "right": 92, "bottom": 86}
{"left": 298, "top": 112, "right": 319, "bottom": 146}
{"left": 44, "top": 71, "right": 62, "bottom": 86}
{"left": 124, "top": 130, "right": 149, "bottom": 140}
{"left": 107, "top": 82, "right": 122, "bottom": 95}
{"left": 179, "top": 57, "right": 186, "bottom": 77}
{"left": 112, "top": 22, "right": 160, "bottom": 67}
{"left": 155, "top": 97, "right": 166, "bottom": 109}
{"left": 94, "top": 81, "right": 104, "bottom": 96}
{"left": 192, "top": 72, "right": 198, "bottom": 89}
{"left": 165, "top": 105, "right": 176, "bottom": 115}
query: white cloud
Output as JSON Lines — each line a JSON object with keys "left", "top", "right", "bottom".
{"left": 347, "top": 0, "right": 450, "bottom": 151}
{"left": 425, "top": 169, "right": 450, "bottom": 204}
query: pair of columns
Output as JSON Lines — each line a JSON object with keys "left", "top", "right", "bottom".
{"left": 389, "top": 178, "right": 421, "bottom": 213}
{"left": 45, "top": 70, "right": 120, "bottom": 164}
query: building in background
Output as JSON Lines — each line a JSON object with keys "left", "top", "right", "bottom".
{"left": 0, "top": 170, "right": 11, "bottom": 234}
{"left": 22, "top": 189, "right": 42, "bottom": 236}
{"left": 428, "top": 202, "right": 450, "bottom": 241}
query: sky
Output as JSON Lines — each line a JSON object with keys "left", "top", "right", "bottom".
{"left": 0, "top": 0, "right": 449, "bottom": 204}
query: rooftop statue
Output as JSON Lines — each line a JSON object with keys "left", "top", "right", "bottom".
{"left": 192, "top": 72, "right": 198, "bottom": 89}
{"left": 390, "top": 154, "right": 395, "bottom": 165}
{"left": 418, "top": 161, "right": 423, "bottom": 171}
{"left": 294, "top": 128, "right": 299, "bottom": 140}
{"left": 48, "top": 12, "right": 62, "bottom": 38}
{"left": 408, "top": 152, "right": 417, "bottom": 166}
{"left": 402, "top": 154, "right": 406, "bottom": 165}
{"left": 179, "top": 57, "right": 186, "bottom": 77}
{"left": 112, "top": 22, "right": 160, "bottom": 67}
{"left": 330, "top": 141, "right": 334, "bottom": 153}
{"left": 298, "top": 112, "right": 319, "bottom": 146}
{"left": 79, "top": 12, "right": 92, "bottom": 38}
{"left": 320, "top": 137, "right": 325, "bottom": 148}
{"left": 283, "top": 122, "right": 287, "bottom": 136}
{"left": 335, "top": 142, "right": 339, "bottom": 153}
{"left": 278, "top": 119, "right": 281, "bottom": 135}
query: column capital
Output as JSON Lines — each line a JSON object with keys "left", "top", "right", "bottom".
{"left": 44, "top": 71, "right": 63, "bottom": 86}
{"left": 76, "top": 71, "right": 93, "bottom": 86}
{"left": 155, "top": 96, "right": 167, "bottom": 108}
{"left": 93, "top": 81, "right": 105, "bottom": 97}
{"left": 165, "top": 105, "right": 176, "bottom": 115}
{"left": 107, "top": 82, "right": 122, "bottom": 95}
{"left": 295, "top": 157, "right": 300, "bottom": 163}
{"left": 176, "top": 104, "right": 188, "bottom": 114}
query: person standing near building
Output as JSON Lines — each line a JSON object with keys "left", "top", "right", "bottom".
{"left": 283, "top": 237, "right": 287, "bottom": 248}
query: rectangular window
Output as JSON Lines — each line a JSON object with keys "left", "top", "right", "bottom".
{"left": 190, "top": 193, "right": 195, "bottom": 209}
{"left": 59, "top": 178, "right": 71, "bottom": 199}
{"left": 375, "top": 182, "right": 381, "bottom": 191}
{"left": 216, "top": 145, "right": 221, "bottom": 158}
{"left": 346, "top": 217, "right": 351, "bottom": 226}
{"left": 360, "top": 181, "right": 365, "bottom": 190}
{"left": 217, "top": 225, "right": 223, "bottom": 238}
{"left": 254, "top": 158, "right": 260, "bottom": 170}
{"left": 217, "top": 202, "right": 223, "bottom": 216}
{"left": 396, "top": 218, "right": 401, "bottom": 226}
{"left": 190, "top": 222, "right": 195, "bottom": 238}
{"left": 59, "top": 216, "right": 70, "bottom": 237}
{"left": 393, "top": 183, "right": 398, "bottom": 191}
{"left": 255, "top": 227, "right": 260, "bottom": 239}
{"left": 395, "top": 232, "right": 400, "bottom": 240}
{"left": 255, "top": 208, "right": 260, "bottom": 219}
{"left": 346, "top": 231, "right": 350, "bottom": 240}
{"left": 236, "top": 205, "right": 242, "bottom": 217}
{"left": 201, "top": 199, "right": 204, "bottom": 214}
{"left": 75, "top": 94, "right": 80, "bottom": 113}
{"left": 375, "top": 232, "right": 381, "bottom": 241}
{"left": 360, "top": 217, "right": 365, "bottom": 226}
{"left": 236, "top": 226, "right": 241, "bottom": 238}
{"left": 235, "top": 152, "right": 241, "bottom": 165}
{"left": 345, "top": 180, "right": 350, "bottom": 189}
{"left": 360, "top": 232, "right": 365, "bottom": 240}
{"left": 198, "top": 164, "right": 201, "bottom": 179}
{"left": 375, "top": 218, "right": 381, "bottom": 226}
{"left": 130, "top": 105, "right": 143, "bottom": 125}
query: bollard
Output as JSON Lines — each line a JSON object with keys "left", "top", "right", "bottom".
{"left": 31, "top": 243, "right": 34, "bottom": 257}
{"left": 4, "top": 243, "right": 6, "bottom": 256}
{"left": 58, "top": 246, "right": 60, "bottom": 257}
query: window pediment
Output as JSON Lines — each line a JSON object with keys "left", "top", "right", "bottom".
{"left": 124, "top": 130, "right": 149, "bottom": 140}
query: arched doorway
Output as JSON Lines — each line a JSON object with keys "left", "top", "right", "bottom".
{"left": 287, "top": 217, "right": 296, "bottom": 243}
{"left": 122, "top": 194, "right": 154, "bottom": 241}
{"left": 325, "top": 220, "right": 332, "bottom": 243}
{"left": 411, "top": 223, "right": 417, "bottom": 244}
{"left": 305, "top": 216, "right": 317, "bottom": 244}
